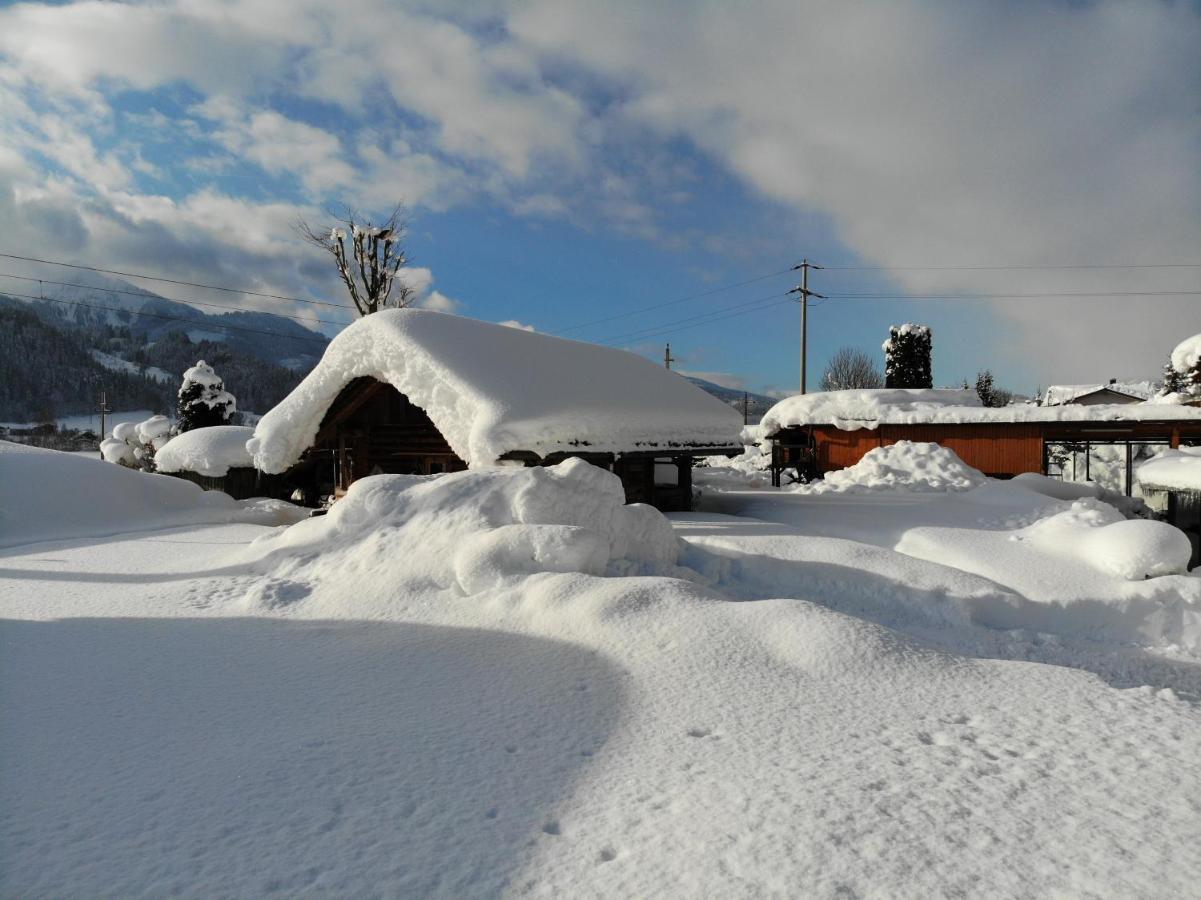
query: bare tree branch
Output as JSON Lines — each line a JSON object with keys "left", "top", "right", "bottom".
{"left": 297, "top": 203, "right": 414, "bottom": 317}
{"left": 819, "top": 346, "right": 885, "bottom": 391}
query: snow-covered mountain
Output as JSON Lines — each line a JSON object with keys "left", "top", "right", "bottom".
{"left": 12, "top": 271, "right": 329, "bottom": 371}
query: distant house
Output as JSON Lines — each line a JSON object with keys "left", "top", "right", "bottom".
{"left": 1042, "top": 380, "right": 1155, "bottom": 407}
{"left": 248, "top": 309, "right": 743, "bottom": 511}
{"left": 758, "top": 388, "right": 1201, "bottom": 494}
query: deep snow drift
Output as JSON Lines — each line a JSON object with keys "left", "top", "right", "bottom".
{"left": 4, "top": 454, "right": 1201, "bottom": 896}
{"left": 0, "top": 441, "right": 302, "bottom": 547}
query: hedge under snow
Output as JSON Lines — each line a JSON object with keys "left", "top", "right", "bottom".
{"left": 248, "top": 309, "right": 743, "bottom": 473}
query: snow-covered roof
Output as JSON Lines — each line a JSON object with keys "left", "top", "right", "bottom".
{"left": 759, "top": 388, "right": 1201, "bottom": 434}
{"left": 156, "top": 425, "right": 255, "bottom": 477}
{"left": 250, "top": 309, "right": 743, "bottom": 473}
{"left": 1137, "top": 447, "right": 1201, "bottom": 494}
{"left": 1042, "top": 382, "right": 1156, "bottom": 406}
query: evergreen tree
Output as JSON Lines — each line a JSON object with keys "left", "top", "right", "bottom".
{"left": 882, "top": 324, "right": 933, "bottom": 389}
{"left": 176, "top": 360, "right": 236, "bottom": 433}
{"left": 975, "top": 370, "right": 995, "bottom": 407}
{"left": 1159, "top": 356, "right": 1185, "bottom": 396}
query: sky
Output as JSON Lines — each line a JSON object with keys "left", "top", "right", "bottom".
{"left": 0, "top": 0, "right": 1199, "bottom": 397}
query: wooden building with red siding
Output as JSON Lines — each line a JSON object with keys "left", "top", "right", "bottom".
{"left": 760, "top": 389, "right": 1201, "bottom": 492}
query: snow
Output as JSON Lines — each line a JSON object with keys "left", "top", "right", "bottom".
{"left": 1042, "top": 381, "right": 1156, "bottom": 405}
{"left": 155, "top": 425, "right": 256, "bottom": 477}
{"left": 249, "top": 308, "right": 743, "bottom": 473}
{"left": 1170, "top": 332, "right": 1201, "bottom": 375}
{"left": 807, "top": 440, "right": 986, "bottom": 493}
{"left": 90, "top": 348, "right": 173, "bottom": 384}
{"left": 1138, "top": 446, "right": 1201, "bottom": 493}
{"left": 0, "top": 441, "right": 303, "bottom": 548}
{"left": 759, "top": 387, "right": 1201, "bottom": 434}
{"left": 5, "top": 448, "right": 1201, "bottom": 896}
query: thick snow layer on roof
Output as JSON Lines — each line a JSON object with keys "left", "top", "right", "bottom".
{"left": 1171, "top": 333, "right": 1201, "bottom": 374}
{"left": 155, "top": 426, "right": 256, "bottom": 477}
{"left": 1042, "top": 381, "right": 1156, "bottom": 405}
{"left": 760, "top": 388, "right": 1201, "bottom": 433}
{"left": 250, "top": 309, "right": 743, "bottom": 472}
{"left": 1137, "top": 446, "right": 1201, "bottom": 493}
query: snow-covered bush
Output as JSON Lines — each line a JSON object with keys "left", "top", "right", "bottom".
{"left": 883, "top": 324, "right": 932, "bottom": 389}
{"left": 806, "top": 441, "right": 985, "bottom": 493}
{"left": 177, "top": 360, "right": 236, "bottom": 433}
{"left": 1163, "top": 333, "right": 1201, "bottom": 400}
{"left": 100, "top": 415, "right": 172, "bottom": 470}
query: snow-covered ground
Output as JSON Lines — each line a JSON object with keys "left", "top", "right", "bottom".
{"left": 3, "top": 443, "right": 1201, "bottom": 896}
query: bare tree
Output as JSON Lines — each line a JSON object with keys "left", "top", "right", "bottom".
{"left": 820, "top": 346, "right": 884, "bottom": 391}
{"left": 298, "top": 204, "right": 414, "bottom": 316}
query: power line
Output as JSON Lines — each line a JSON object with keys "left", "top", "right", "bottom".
{"left": 551, "top": 267, "right": 796, "bottom": 335}
{"left": 0, "top": 272, "right": 351, "bottom": 328}
{"left": 822, "top": 262, "right": 1201, "bottom": 271}
{"left": 598, "top": 292, "right": 793, "bottom": 344}
{"left": 822, "top": 290, "right": 1201, "bottom": 300}
{"left": 0, "top": 250, "right": 350, "bottom": 309}
{"left": 1, "top": 290, "right": 329, "bottom": 345}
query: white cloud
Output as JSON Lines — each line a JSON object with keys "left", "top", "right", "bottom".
{"left": 498, "top": 319, "right": 536, "bottom": 332}
{"left": 509, "top": 0, "right": 1201, "bottom": 382}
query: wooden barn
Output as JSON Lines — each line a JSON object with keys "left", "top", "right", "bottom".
{"left": 760, "top": 389, "right": 1201, "bottom": 494}
{"left": 247, "top": 309, "right": 744, "bottom": 511}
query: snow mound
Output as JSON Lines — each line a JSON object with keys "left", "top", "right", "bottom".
{"left": 1022, "top": 499, "right": 1192, "bottom": 580}
{"left": 1138, "top": 446, "right": 1201, "bottom": 493}
{"left": 244, "top": 458, "right": 679, "bottom": 606}
{"left": 155, "top": 426, "right": 255, "bottom": 477}
{"left": 1011, "top": 471, "right": 1099, "bottom": 501}
{"left": 0, "top": 442, "right": 303, "bottom": 548}
{"left": 811, "top": 441, "right": 986, "bottom": 493}
{"left": 249, "top": 308, "right": 742, "bottom": 473}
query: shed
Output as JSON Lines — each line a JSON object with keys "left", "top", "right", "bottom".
{"left": 758, "top": 389, "right": 1201, "bottom": 493}
{"left": 249, "top": 309, "right": 743, "bottom": 510}
{"left": 1137, "top": 448, "right": 1201, "bottom": 567}
{"left": 154, "top": 425, "right": 278, "bottom": 499}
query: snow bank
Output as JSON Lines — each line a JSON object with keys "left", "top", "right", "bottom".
{"left": 809, "top": 441, "right": 986, "bottom": 493}
{"left": 1137, "top": 446, "right": 1201, "bottom": 493}
{"left": 243, "top": 458, "right": 679, "bottom": 604}
{"left": 760, "top": 387, "right": 1201, "bottom": 433}
{"left": 0, "top": 442, "right": 302, "bottom": 548}
{"left": 155, "top": 426, "right": 255, "bottom": 477}
{"left": 249, "top": 308, "right": 742, "bottom": 473}
{"left": 1023, "top": 499, "right": 1192, "bottom": 580}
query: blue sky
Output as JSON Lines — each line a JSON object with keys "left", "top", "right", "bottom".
{"left": 1, "top": 0, "right": 1198, "bottom": 395}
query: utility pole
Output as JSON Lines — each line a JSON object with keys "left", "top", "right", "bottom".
{"left": 742, "top": 391, "right": 749, "bottom": 425}
{"left": 98, "top": 389, "right": 110, "bottom": 459}
{"left": 788, "top": 260, "right": 823, "bottom": 394}
{"left": 664, "top": 342, "right": 676, "bottom": 370}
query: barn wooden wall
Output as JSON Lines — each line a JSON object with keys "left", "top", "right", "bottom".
{"left": 812, "top": 424, "right": 1044, "bottom": 477}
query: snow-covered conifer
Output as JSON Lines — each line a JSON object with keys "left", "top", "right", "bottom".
{"left": 176, "top": 360, "right": 236, "bottom": 433}
{"left": 882, "top": 324, "right": 932, "bottom": 389}
{"left": 975, "top": 370, "right": 995, "bottom": 407}
{"left": 1159, "top": 357, "right": 1184, "bottom": 396}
